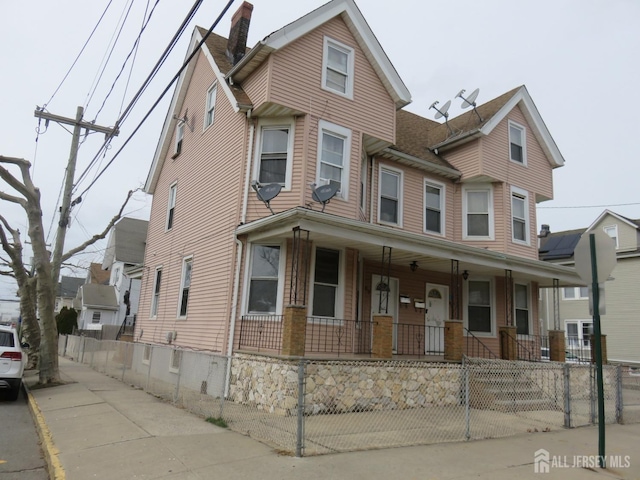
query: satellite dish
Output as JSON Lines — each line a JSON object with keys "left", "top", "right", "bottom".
{"left": 251, "top": 181, "right": 282, "bottom": 215}
{"left": 429, "top": 100, "right": 451, "bottom": 119}
{"left": 311, "top": 180, "right": 340, "bottom": 211}
{"left": 456, "top": 88, "right": 483, "bottom": 122}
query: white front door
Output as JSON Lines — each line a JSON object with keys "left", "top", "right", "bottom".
{"left": 371, "top": 275, "right": 399, "bottom": 351}
{"left": 425, "top": 283, "right": 448, "bottom": 354}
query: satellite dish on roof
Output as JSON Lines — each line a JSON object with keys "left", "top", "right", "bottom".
{"left": 251, "top": 181, "right": 282, "bottom": 215}
{"left": 429, "top": 100, "right": 454, "bottom": 136}
{"left": 456, "top": 88, "right": 483, "bottom": 122}
{"left": 310, "top": 180, "right": 340, "bottom": 212}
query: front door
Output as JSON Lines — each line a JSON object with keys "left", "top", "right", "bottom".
{"left": 371, "top": 275, "right": 399, "bottom": 351}
{"left": 425, "top": 283, "right": 448, "bottom": 354}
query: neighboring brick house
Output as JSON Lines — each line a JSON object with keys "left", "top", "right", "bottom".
{"left": 539, "top": 210, "right": 640, "bottom": 365}
{"left": 136, "top": 0, "right": 580, "bottom": 358}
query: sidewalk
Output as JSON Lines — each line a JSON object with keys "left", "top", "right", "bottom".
{"left": 26, "top": 357, "right": 640, "bottom": 480}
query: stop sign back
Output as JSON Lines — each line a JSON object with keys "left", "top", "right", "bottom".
{"left": 574, "top": 229, "right": 617, "bottom": 284}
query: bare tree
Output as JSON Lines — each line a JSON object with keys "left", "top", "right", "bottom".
{"left": 0, "top": 155, "right": 136, "bottom": 384}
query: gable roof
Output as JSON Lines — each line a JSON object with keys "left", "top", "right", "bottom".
{"left": 102, "top": 217, "right": 148, "bottom": 269}
{"left": 78, "top": 284, "right": 119, "bottom": 310}
{"left": 57, "top": 276, "right": 85, "bottom": 298}
{"left": 585, "top": 209, "right": 640, "bottom": 233}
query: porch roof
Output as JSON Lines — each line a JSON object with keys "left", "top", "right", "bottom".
{"left": 236, "top": 207, "right": 583, "bottom": 287}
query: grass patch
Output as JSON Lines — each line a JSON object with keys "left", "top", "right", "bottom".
{"left": 206, "top": 416, "right": 228, "bottom": 428}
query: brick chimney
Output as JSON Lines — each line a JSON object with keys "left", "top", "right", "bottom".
{"left": 226, "top": 2, "right": 253, "bottom": 65}
{"left": 539, "top": 224, "right": 551, "bottom": 237}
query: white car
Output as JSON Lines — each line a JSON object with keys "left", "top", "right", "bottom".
{"left": 0, "top": 323, "right": 28, "bottom": 401}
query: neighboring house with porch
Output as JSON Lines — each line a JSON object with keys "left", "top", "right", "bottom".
{"left": 55, "top": 276, "right": 85, "bottom": 313}
{"left": 539, "top": 210, "right": 640, "bottom": 365}
{"left": 135, "top": 0, "right": 580, "bottom": 361}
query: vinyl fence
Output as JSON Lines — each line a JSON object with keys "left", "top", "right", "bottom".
{"left": 59, "top": 335, "right": 624, "bottom": 457}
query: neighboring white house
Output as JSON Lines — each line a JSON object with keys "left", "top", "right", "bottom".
{"left": 76, "top": 283, "right": 119, "bottom": 330}
{"left": 55, "top": 276, "right": 85, "bottom": 313}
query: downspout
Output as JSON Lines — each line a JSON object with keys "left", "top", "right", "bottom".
{"left": 241, "top": 109, "right": 255, "bottom": 225}
{"left": 225, "top": 236, "right": 243, "bottom": 397}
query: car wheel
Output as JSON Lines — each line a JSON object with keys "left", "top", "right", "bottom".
{"left": 8, "top": 382, "right": 21, "bottom": 401}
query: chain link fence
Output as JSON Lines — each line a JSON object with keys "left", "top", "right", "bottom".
{"left": 58, "top": 335, "right": 625, "bottom": 457}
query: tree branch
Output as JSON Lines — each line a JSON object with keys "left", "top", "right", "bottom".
{"left": 0, "top": 157, "right": 32, "bottom": 200}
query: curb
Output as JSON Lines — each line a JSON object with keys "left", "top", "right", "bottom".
{"left": 24, "top": 382, "right": 66, "bottom": 480}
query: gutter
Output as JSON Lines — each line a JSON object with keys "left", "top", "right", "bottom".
{"left": 381, "top": 147, "right": 461, "bottom": 180}
{"left": 225, "top": 41, "right": 267, "bottom": 83}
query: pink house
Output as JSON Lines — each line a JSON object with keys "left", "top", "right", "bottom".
{"left": 137, "top": 0, "right": 580, "bottom": 361}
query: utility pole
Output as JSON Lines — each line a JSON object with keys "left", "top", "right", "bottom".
{"left": 33, "top": 106, "right": 118, "bottom": 284}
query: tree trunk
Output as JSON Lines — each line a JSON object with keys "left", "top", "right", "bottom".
{"left": 19, "top": 277, "right": 40, "bottom": 369}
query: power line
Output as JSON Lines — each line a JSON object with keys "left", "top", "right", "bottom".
{"left": 538, "top": 202, "right": 640, "bottom": 209}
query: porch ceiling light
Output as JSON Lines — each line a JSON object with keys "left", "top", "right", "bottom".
{"left": 410, "top": 261, "right": 418, "bottom": 272}
{"left": 462, "top": 270, "right": 469, "bottom": 280}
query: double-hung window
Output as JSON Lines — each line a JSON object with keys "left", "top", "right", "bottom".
{"left": 467, "top": 279, "right": 493, "bottom": 334}
{"left": 566, "top": 320, "right": 592, "bottom": 348}
{"left": 511, "top": 187, "right": 529, "bottom": 244}
{"left": 166, "top": 183, "right": 177, "bottom": 230}
{"left": 91, "top": 311, "right": 101, "bottom": 324}
{"left": 509, "top": 121, "right": 526, "bottom": 165}
{"left": 151, "top": 268, "right": 162, "bottom": 317}
{"left": 322, "top": 37, "right": 354, "bottom": 98}
{"left": 424, "top": 180, "right": 444, "bottom": 235}
{"left": 317, "top": 120, "right": 351, "bottom": 199}
{"left": 463, "top": 186, "right": 493, "bottom": 239}
{"left": 312, "top": 248, "right": 340, "bottom": 318}
{"left": 178, "top": 257, "right": 193, "bottom": 318}
{"left": 204, "top": 83, "right": 217, "bottom": 128}
{"left": 257, "top": 124, "right": 292, "bottom": 186}
{"left": 247, "top": 245, "right": 281, "bottom": 314}
{"left": 603, "top": 225, "right": 619, "bottom": 249}
{"left": 379, "top": 167, "right": 402, "bottom": 225}
{"left": 515, "top": 283, "right": 530, "bottom": 335}
{"left": 174, "top": 122, "right": 184, "bottom": 156}
{"left": 563, "top": 286, "right": 588, "bottom": 300}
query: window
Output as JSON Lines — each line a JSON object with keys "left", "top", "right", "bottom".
{"left": 563, "top": 286, "right": 588, "bottom": 300}
{"left": 463, "top": 186, "right": 493, "bottom": 239}
{"left": 566, "top": 320, "right": 592, "bottom": 348}
{"left": 174, "top": 122, "right": 184, "bottom": 156}
{"left": 166, "top": 183, "right": 177, "bottom": 230}
{"left": 151, "top": 268, "right": 162, "bottom": 317}
{"left": 467, "top": 279, "right": 493, "bottom": 334}
{"left": 511, "top": 187, "right": 529, "bottom": 244}
{"left": 247, "top": 245, "right": 281, "bottom": 313}
{"left": 204, "top": 84, "right": 217, "bottom": 128}
{"left": 509, "top": 121, "right": 526, "bottom": 164}
{"left": 178, "top": 257, "right": 193, "bottom": 318}
{"left": 256, "top": 123, "right": 293, "bottom": 186}
{"left": 170, "top": 349, "right": 182, "bottom": 373}
{"left": 424, "top": 180, "right": 444, "bottom": 235}
{"left": 91, "top": 311, "right": 101, "bottom": 324}
{"left": 317, "top": 120, "right": 351, "bottom": 199}
{"left": 515, "top": 283, "right": 530, "bottom": 335}
{"left": 322, "top": 37, "right": 354, "bottom": 98}
{"left": 603, "top": 225, "right": 619, "bottom": 249}
{"left": 379, "top": 167, "right": 402, "bottom": 225}
{"left": 312, "top": 248, "right": 340, "bottom": 318}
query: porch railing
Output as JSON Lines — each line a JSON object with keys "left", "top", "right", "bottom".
{"left": 565, "top": 335, "right": 592, "bottom": 363}
{"left": 238, "top": 314, "right": 284, "bottom": 352}
{"left": 395, "top": 323, "right": 444, "bottom": 356}
{"left": 464, "top": 328, "right": 498, "bottom": 359}
{"left": 515, "top": 334, "right": 548, "bottom": 362}
{"left": 306, "top": 317, "right": 372, "bottom": 356}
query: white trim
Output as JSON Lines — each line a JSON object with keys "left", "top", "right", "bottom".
{"left": 150, "top": 266, "right": 163, "bottom": 318}
{"left": 242, "top": 243, "right": 286, "bottom": 315}
{"left": 424, "top": 178, "right": 445, "bottom": 236}
{"left": 508, "top": 120, "right": 527, "bottom": 166}
{"left": 510, "top": 186, "right": 530, "bottom": 246}
{"left": 177, "top": 255, "right": 193, "bottom": 319}
{"left": 603, "top": 224, "right": 619, "bottom": 249}
{"left": 203, "top": 82, "right": 217, "bottom": 130}
{"left": 462, "top": 184, "right": 494, "bottom": 240}
{"left": 463, "top": 276, "right": 496, "bottom": 337}
{"left": 585, "top": 209, "right": 639, "bottom": 232}
{"left": 321, "top": 36, "right": 354, "bottom": 99}
{"left": 166, "top": 182, "right": 177, "bottom": 231}
{"left": 253, "top": 118, "right": 295, "bottom": 190}
{"left": 378, "top": 165, "right": 403, "bottom": 227}
{"left": 309, "top": 245, "right": 345, "bottom": 320}
{"left": 316, "top": 120, "right": 352, "bottom": 201}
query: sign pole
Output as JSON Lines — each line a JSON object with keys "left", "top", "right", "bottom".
{"left": 589, "top": 233, "right": 606, "bottom": 468}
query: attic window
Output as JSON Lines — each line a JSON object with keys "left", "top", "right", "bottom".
{"left": 322, "top": 37, "right": 354, "bottom": 99}
{"left": 509, "top": 121, "right": 526, "bottom": 165}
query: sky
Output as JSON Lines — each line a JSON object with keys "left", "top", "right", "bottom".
{"left": 1, "top": 0, "right": 639, "bottom": 298}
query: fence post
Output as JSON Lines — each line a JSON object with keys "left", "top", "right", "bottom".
{"left": 146, "top": 346, "right": 154, "bottom": 391}
{"left": 90, "top": 339, "right": 95, "bottom": 367}
{"left": 219, "top": 356, "right": 228, "bottom": 419}
{"left": 464, "top": 357, "right": 470, "bottom": 440}
{"left": 590, "top": 365, "right": 596, "bottom": 424}
{"left": 563, "top": 363, "right": 571, "bottom": 428}
{"left": 63, "top": 335, "right": 68, "bottom": 357}
{"left": 616, "top": 364, "right": 623, "bottom": 424}
{"left": 296, "top": 359, "right": 306, "bottom": 457}
{"left": 174, "top": 351, "right": 183, "bottom": 404}
{"left": 81, "top": 336, "right": 86, "bottom": 363}
{"left": 105, "top": 340, "right": 110, "bottom": 373}
{"left": 121, "top": 342, "right": 128, "bottom": 382}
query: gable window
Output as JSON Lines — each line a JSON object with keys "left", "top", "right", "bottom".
{"left": 166, "top": 183, "right": 177, "bottom": 230}
{"left": 463, "top": 186, "right": 493, "bottom": 239}
{"left": 379, "top": 167, "right": 402, "bottom": 225}
{"left": 511, "top": 187, "right": 529, "bottom": 244}
{"left": 515, "top": 283, "right": 530, "bottom": 335}
{"left": 322, "top": 37, "right": 354, "bottom": 98}
{"left": 91, "top": 311, "right": 101, "bottom": 324}
{"left": 256, "top": 123, "right": 293, "bottom": 187}
{"left": 178, "top": 257, "right": 193, "bottom": 318}
{"left": 312, "top": 248, "right": 340, "bottom": 318}
{"left": 563, "top": 286, "right": 588, "bottom": 300}
{"left": 204, "top": 84, "right": 217, "bottom": 128}
{"left": 424, "top": 180, "right": 444, "bottom": 235}
{"left": 467, "top": 279, "right": 493, "bottom": 334}
{"left": 603, "top": 225, "right": 619, "bottom": 249}
{"left": 509, "top": 121, "right": 526, "bottom": 164}
{"left": 151, "top": 268, "right": 162, "bottom": 317}
{"left": 174, "top": 121, "right": 184, "bottom": 156}
{"left": 247, "top": 245, "right": 281, "bottom": 313}
{"left": 317, "top": 120, "right": 351, "bottom": 199}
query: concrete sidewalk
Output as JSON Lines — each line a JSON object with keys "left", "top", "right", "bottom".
{"left": 26, "top": 357, "right": 640, "bottom": 480}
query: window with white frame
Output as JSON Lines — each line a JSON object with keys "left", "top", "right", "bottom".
{"left": 317, "top": 120, "right": 351, "bottom": 199}
{"left": 603, "top": 225, "right": 619, "bottom": 249}
{"left": 379, "top": 167, "right": 402, "bottom": 225}
{"left": 166, "top": 183, "right": 177, "bottom": 230}
{"left": 509, "top": 121, "right": 526, "bottom": 164}
{"left": 247, "top": 245, "right": 281, "bottom": 313}
{"left": 515, "top": 283, "right": 530, "bottom": 335}
{"left": 312, "top": 248, "right": 340, "bottom": 318}
{"left": 424, "top": 180, "right": 444, "bottom": 234}
{"left": 322, "top": 37, "right": 354, "bottom": 98}
{"left": 204, "top": 83, "right": 217, "bottom": 128}
{"left": 256, "top": 122, "right": 293, "bottom": 187}
{"left": 562, "top": 286, "right": 588, "bottom": 300}
{"left": 511, "top": 187, "right": 529, "bottom": 244}
{"left": 178, "top": 257, "right": 193, "bottom": 318}
{"left": 151, "top": 268, "right": 162, "bottom": 317}
{"left": 91, "top": 311, "right": 101, "bottom": 324}
{"left": 170, "top": 349, "right": 182, "bottom": 373}
{"left": 566, "top": 320, "right": 592, "bottom": 348}
{"left": 463, "top": 186, "right": 493, "bottom": 239}
{"left": 467, "top": 279, "right": 493, "bottom": 334}
{"left": 174, "top": 121, "right": 184, "bottom": 156}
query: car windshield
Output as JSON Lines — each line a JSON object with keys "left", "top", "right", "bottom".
{"left": 0, "top": 331, "right": 15, "bottom": 347}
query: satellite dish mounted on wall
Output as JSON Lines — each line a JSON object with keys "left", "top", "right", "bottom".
{"left": 456, "top": 88, "right": 483, "bottom": 122}
{"left": 429, "top": 100, "right": 454, "bottom": 136}
{"left": 310, "top": 180, "right": 340, "bottom": 212}
{"left": 251, "top": 180, "right": 282, "bottom": 215}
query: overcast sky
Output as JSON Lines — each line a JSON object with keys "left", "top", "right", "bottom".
{"left": 1, "top": 0, "right": 639, "bottom": 298}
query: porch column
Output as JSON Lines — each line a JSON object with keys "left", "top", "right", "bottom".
{"left": 444, "top": 320, "right": 463, "bottom": 362}
{"left": 372, "top": 314, "right": 393, "bottom": 359}
{"left": 549, "top": 330, "right": 565, "bottom": 362}
{"left": 590, "top": 334, "right": 608, "bottom": 364}
{"left": 499, "top": 325, "right": 517, "bottom": 360}
{"left": 282, "top": 305, "right": 307, "bottom": 357}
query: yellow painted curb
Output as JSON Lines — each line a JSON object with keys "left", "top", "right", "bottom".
{"left": 26, "top": 387, "right": 66, "bottom": 480}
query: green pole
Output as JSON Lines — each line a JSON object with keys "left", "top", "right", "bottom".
{"left": 589, "top": 233, "right": 606, "bottom": 468}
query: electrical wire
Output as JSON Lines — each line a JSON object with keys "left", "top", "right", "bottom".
{"left": 538, "top": 202, "right": 640, "bottom": 209}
